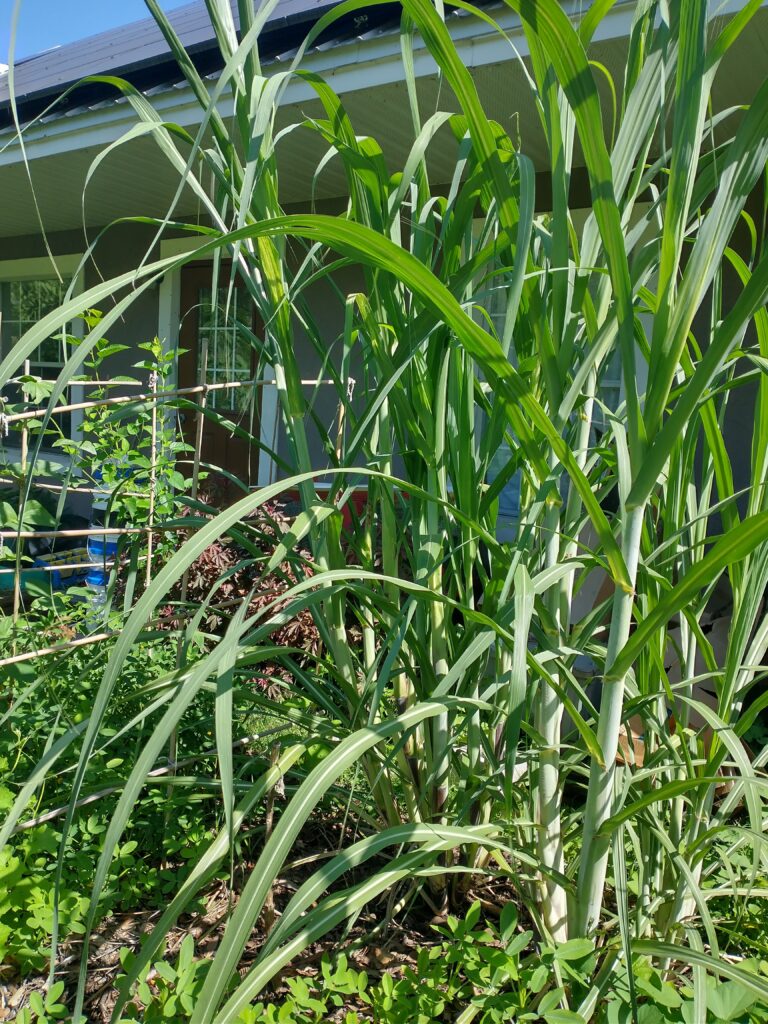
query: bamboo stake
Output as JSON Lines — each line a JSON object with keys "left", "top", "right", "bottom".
{"left": 261, "top": 741, "right": 283, "bottom": 935}
{"left": 169, "top": 339, "right": 209, "bottom": 816}
{"left": 12, "top": 359, "right": 31, "bottom": 635}
{"left": 178, "top": 351, "right": 209, "bottom": 617}
{"left": 145, "top": 371, "right": 158, "bottom": 588}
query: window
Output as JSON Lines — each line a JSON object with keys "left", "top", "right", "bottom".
{"left": 160, "top": 238, "right": 278, "bottom": 488}
{"left": 473, "top": 208, "right": 652, "bottom": 527}
{"left": 595, "top": 348, "right": 623, "bottom": 434}
{"left": 474, "top": 251, "right": 521, "bottom": 525}
{"left": 0, "top": 256, "right": 83, "bottom": 451}
{"left": 0, "top": 278, "right": 69, "bottom": 370}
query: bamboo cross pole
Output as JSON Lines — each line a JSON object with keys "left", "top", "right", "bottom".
{"left": 0, "top": 559, "right": 117, "bottom": 575}
{"left": 2, "top": 376, "right": 338, "bottom": 425}
{"left": 0, "top": 513, "right": 279, "bottom": 541}
{"left": 68, "top": 379, "right": 148, "bottom": 387}
{"left": 0, "top": 630, "right": 115, "bottom": 669}
{"left": 0, "top": 525, "right": 186, "bottom": 540}
{"left": 0, "top": 588, "right": 287, "bottom": 671}
{"left": 0, "top": 478, "right": 146, "bottom": 497}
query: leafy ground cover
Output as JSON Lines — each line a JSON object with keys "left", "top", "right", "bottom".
{"left": 3, "top": 583, "right": 768, "bottom": 1022}
{"left": 3, "top": 0, "right": 768, "bottom": 1021}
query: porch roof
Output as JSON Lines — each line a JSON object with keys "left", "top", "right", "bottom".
{"left": 0, "top": 0, "right": 766, "bottom": 239}
{"left": 0, "top": 0, "right": 397, "bottom": 128}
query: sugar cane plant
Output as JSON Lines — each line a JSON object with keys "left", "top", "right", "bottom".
{"left": 3, "top": 0, "right": 768, "bottom": 1021}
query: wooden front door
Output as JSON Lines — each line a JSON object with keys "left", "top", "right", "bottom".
{"left": 178, "top": 264, "right": 263, "bottom": 500}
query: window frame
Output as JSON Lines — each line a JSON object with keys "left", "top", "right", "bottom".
{"left": 195, "top": 281, "right": 261, "bottom": 414}
{"left": 471, "top": 207, "right": 653, "bottom": 524}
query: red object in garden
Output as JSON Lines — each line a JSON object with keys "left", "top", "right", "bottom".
{"left": 281, "top": 485, "right": 369, "bottom": 530}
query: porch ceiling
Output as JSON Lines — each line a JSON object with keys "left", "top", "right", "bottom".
{"left": 0, "top": 3, "right": 766, "bottom": 241}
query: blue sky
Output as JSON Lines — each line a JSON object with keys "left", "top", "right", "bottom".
{"left": 0, "top": 1, "right": 191, "bottom": 62}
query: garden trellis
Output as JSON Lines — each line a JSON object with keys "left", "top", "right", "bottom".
{"left": 0, "top": 370, "right": 350, "bottom": 597}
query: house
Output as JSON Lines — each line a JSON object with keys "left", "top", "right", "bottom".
{"left": 0, "top": 0, "right": 766, "bottom": 512}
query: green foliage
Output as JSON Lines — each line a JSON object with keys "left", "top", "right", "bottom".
{"left": 117, "top": 936, "right": 211, "bottom": 1023}
{"left": 0, "top": 603, "right": 217, "bottom": 973}
{"left": 365, "top": 902, "right": 597, "bottom": 1024}
{"left": 3, "top": 0, "right": 768, "bottom": 1021}
{"left": 0, "top": 497, "right": 56, "bottom": 532}
{"left": 0, "top": 791, "right": 220, "bottom": 973}
{"left": 246, "top": 956, "right": 368, "bottom": 1024}
{"left": 93, "top": 905, "right": 768, "bottom": 1023}
{"left": 114, "top": 939, "right": 365, "bottom": 1024}
{"left": 56, "top": 320, "right": 190, "bottom": 531}
{"left": 14, "top": 982, "right": 72, "bottom": 1024}
{"left": 111, "top": 905, "right": 597, "bottom": 1024}
{"left": 603, "top": 957, "right": 768, "bottom": 1023}
{"left": 0, "top": 830, "right": 88, "bottom": 973}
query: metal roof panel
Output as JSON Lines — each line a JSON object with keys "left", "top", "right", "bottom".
{"left": 0, "top": 0, "right": 348, "bottom": 110}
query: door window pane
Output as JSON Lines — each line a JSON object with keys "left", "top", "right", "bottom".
{"left": 197, "top": 286, "right": 255, "bottom": 414}
{"left": 1, "top": 279, "right": 68, "bottom": 369}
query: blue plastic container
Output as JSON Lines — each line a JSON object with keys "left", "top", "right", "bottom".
{"left": 86, "top": 535, "right": 119, "bottom": 587}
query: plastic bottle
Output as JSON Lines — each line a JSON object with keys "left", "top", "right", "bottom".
{"left": 85, "top": 565, "right": 108, "bottom": 627}
{"left": 86, "top": 471, "right": 114, "bottom": 627}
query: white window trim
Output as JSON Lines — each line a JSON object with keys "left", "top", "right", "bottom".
{"left": 158, "top": 237, "right": 279, "bottom": 488}
{"left": 0, "top": 252, "right": 85, "bottom": 468}
{"left": 0, "top": 253, "right": 83, "bottom": 281}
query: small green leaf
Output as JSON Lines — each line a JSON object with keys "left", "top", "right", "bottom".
{"left": 529, "top": 964, "right": 549, "bottom": 993}
{"left": 706, "top": 978, "right": 758, "bottom": 1020}
{"left": 499, "top": 902, "right": 518, "bottom": 942}
{"left": 178, "top": 933, "right": 195, "bottom": 972}
{"left": 29, "top": 992, "right": 45, "bottom": 1016}
{"left": 47, "top": 981, "right": 65, "bottom": 1004}
{"left": 553, "top": 938, "right": 595, "bottom": 962}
